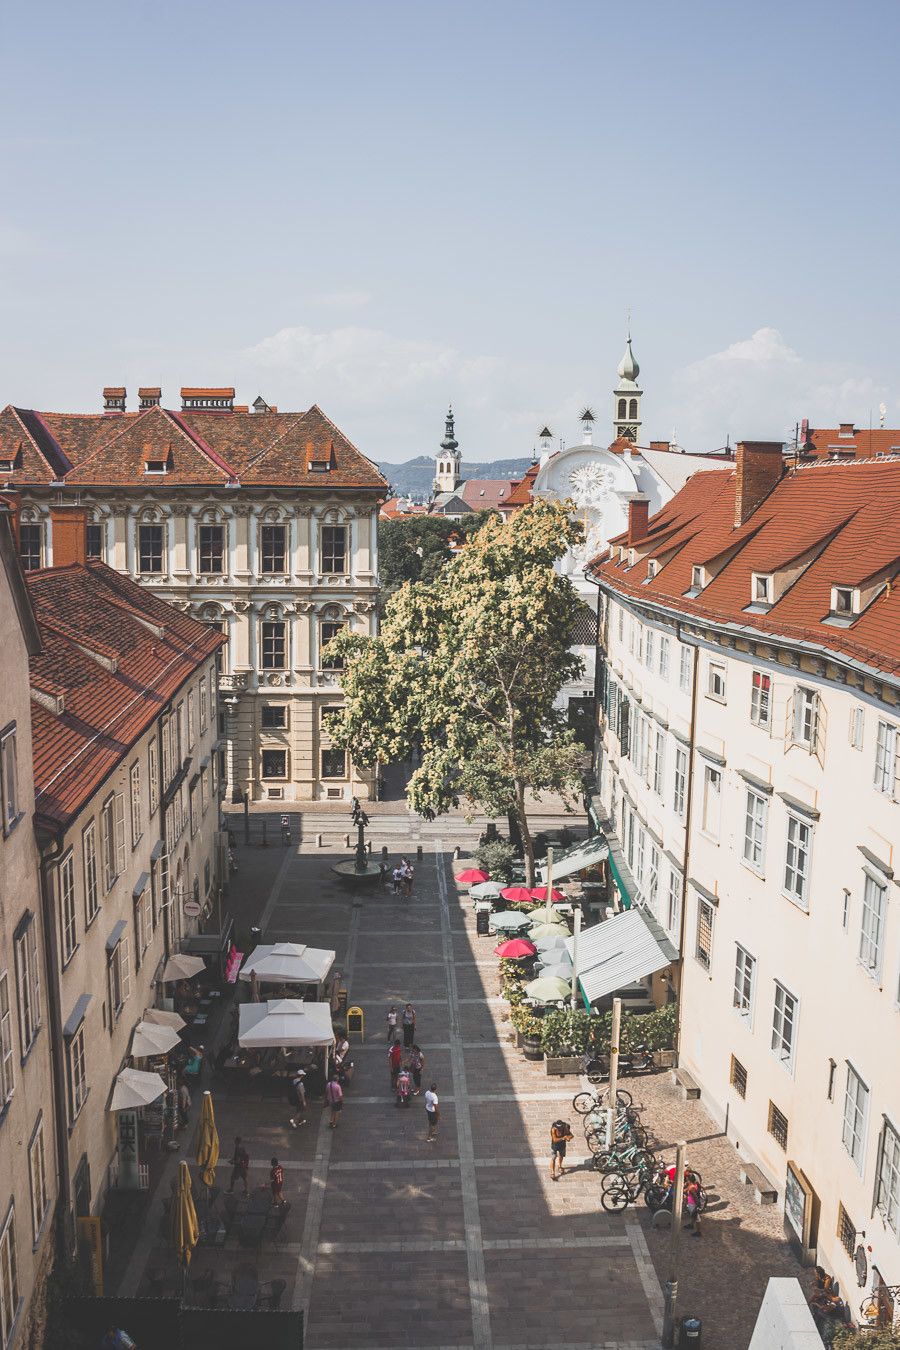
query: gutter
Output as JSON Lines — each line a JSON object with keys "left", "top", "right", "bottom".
{"left": 35, "top": 826, "right": 74, "bottom": 1261}
{"left": 674, "top": 632, "right": 699, "bottom": 1068}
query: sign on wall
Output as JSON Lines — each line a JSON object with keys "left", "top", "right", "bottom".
{"left": 117, "top": 1108, "right": 141, "bottom": 1190}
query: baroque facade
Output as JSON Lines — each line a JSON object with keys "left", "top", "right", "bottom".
{"left": 589, "top": 443, "right": 900, "bottom": 1309}
{"left": 0, "top": 389, "right": 387, "bottom": 801}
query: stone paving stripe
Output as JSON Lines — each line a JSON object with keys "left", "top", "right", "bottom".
{"left": 293, "top": 901, "right": 362, "bottom": 1313}
{"left": 437, "top": 843, "right": 492, "bottom": 1350}
{"left": 317, "top": 1239, "right": 467, "bottom": 1253}
{"left": 625, "top": 1216, "right": 665, "bottom": 1338}
{"left": 257, "top": 834, "right": 302, "bottom": 931}
{"left": 329, "top": 1159, "right": 461, "bottom": 1171}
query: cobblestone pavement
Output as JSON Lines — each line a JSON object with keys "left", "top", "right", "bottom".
{"left": 121, "top": 817, "right": 805, "bottom": 1348}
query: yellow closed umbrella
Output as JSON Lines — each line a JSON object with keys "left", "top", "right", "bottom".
{"left": 196, "top": 1090, "right": 220, "bottom": 1189}
{"left": 171, "top": 1160, "right": 199, "bottom": 1274}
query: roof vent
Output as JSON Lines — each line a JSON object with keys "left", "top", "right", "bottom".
{"left": 252, "top": 396, "right": 271, "bottom": 414}
{"left": 139, "top": 387, "right": 161, "bottom": 410}
{"left": 103, "top": 387, "right": 126, "bottom": 414}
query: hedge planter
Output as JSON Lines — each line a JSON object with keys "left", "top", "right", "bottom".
{"left": 545, "top": 1055, "right": 581, "bottom": 1076}
{"left": 523, "top": 1034, "right": 544, "bottom": 1061}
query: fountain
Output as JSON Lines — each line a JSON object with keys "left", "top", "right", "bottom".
{"left": 331, "top": 807, "right": 382, "bottom": 886}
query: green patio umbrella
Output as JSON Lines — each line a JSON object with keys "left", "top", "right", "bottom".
{"left": 524, "top": 975, "right": 571, "bottom": 1004}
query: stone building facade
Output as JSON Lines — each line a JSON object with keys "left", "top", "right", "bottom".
{"left": 589, "top": 445, "right": 900, "bottom": 1312}
{"left": 0, "top": 390, "right": 387, "bottom": 802}
{"left": 0, "top": 509, "right": 57, "bottom": 1348}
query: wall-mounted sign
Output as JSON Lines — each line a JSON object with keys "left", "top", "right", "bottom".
{"left": 183, "top": 900, "right": 202, "bottom": 918}
{"left": 784, "top": 1160, "right": 817, "bottom": 1261}
{"left": 117, "top": 1109, "right": 141, "bottom": 1190}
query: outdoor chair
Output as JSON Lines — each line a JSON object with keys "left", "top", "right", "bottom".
{"left": 258, "top": 1278, "right": 287, "bottom": 1310}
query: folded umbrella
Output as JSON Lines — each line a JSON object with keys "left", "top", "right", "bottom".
{"left": 456, "top": 869, "right": 489, "bottom": 885}
{"left": 493, "top": 938, "right": 537, "bottom": 959}
{"left": 196, "top": 1091, "right": 220, "bottom": 1189}
{"left": 525, "top": 975, "right": 571, "bottom": 1004}
{"left": 171, "top": 1160, "right": 199, "bottom": 1274}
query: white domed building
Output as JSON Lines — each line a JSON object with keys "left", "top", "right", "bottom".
{"left": 530, "top": 337, "right": 733, "bottom": 736}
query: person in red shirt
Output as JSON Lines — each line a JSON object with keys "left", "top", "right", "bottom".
{"left": 270, "top": 1157, "right": 286, "bottom": 1207}
{"left": 388, "top": 1039, "right": 403, "bottom": 1086}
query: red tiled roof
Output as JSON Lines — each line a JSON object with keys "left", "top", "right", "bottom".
{"left": 590, "top": 459, "right": 900, "bottom": 678}
{"left": 0, "top": 402, "right": 387, "bottom": 492}
{"left": 181, "top": 387, "right": 235, "bottom": 398}
{"left": 459, "top": 479, "right": 517, "bottom": 512}
{"left": 26, "top": 562, "right": 224, "bottom": 831}
{"left": 505, "top": 463, "right": 540, "bottom": 509}
{"left": 803, "top": 426, "right": 900, "bottom": 460}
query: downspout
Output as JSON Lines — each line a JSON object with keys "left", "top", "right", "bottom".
{"left": 590, "top": 576, "right": 604, "bottom": 782}
{"left": 673, "top": 633, "right": 699, "bottom": 1068}
{"left": 158, "top": 718, "right": 171, "bottom": 963}
{"left": 36, "top": 827, "right": 74, "bottom": 1260}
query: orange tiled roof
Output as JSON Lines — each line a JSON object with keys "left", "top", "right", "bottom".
{"left": 459, "top": 478, "right": 518, "bottom": 512}
{"left": 589, "top": 459, "right": 900, "bottom": 679}
{"left": 0, "top": 402, "right": 387, "bottom": 492}
{"left": 26, "top": 562, "right": 224, "bottom": 831}
{"left": 505, "top": 462, "right": 540, "bottom": 509}
{"left": 803, "top": 426, "right": 900, "bottom": 460}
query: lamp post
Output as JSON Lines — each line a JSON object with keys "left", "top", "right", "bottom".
{"left": 662, "top": 1140, "right": 687, "bottom": 1346}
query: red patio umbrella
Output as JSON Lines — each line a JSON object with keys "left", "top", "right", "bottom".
{"left": 500, "top": 886, "right": 535, "bottom": 905}
{"left": 529, "top": 887, "right": 567, "bottom": 903}
{"left": 493, "top": 938, "right": 537, "bottom": 959}
{"left": 456, "top": 869, "right": 489, "bottom": 885}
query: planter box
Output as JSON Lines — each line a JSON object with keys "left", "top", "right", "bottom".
{"left": 545, "top": 1055, "right": 582, "bottom": 1076}
{"left": 654, "top": 1049, "right": 676, "bottom": 1069}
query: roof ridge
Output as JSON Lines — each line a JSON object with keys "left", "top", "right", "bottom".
{"left": 166, "top": 409, "right": 238, "bottom": 479}
{"left": 241, "top": 409, "right": 308, "bottom": 471}
{"left": 308, "top": 404, "right": 389, "bottom": 486}
{"left": 9, "top": 407, "right": 72, "bottom": 477}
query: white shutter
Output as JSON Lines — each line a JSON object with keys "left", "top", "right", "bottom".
{"left": 120, "top": 936, "right": 131, "bottom": 1003}
{"left": 113, "top": 792, "right": 126, "bottom": 877}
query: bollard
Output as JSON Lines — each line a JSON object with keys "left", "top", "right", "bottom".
{"left": 345, "top": 833, "right": 351, "bottom": 848}
{"left": 381, "top": 845, "right": 389, "bottom": 859}
{"left": 417, "top": 844, "right": 423, "bottom": 860}
{"left": 316, "top": 832, "right": 323, "bottom": 847}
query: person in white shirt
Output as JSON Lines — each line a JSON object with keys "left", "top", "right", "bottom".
{"left": 424, "top": 1083, "right": 440, "bottom": 1141}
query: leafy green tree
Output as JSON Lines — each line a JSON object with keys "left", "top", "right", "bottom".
{"left": 329, "top": 499, "right": 586, "bottom": 882}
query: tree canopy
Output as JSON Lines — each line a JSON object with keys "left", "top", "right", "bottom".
{"left": 378, "top": 511, "right": 499, "bottom": 591}
{"left": 329, "top": 499, "right": 587, "bottom": 881}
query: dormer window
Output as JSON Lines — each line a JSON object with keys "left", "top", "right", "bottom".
{"left": 0, "top": 459, "right": 13, "bottom": 474}
{"left": 144, "top": 459, "right": 169, "bottom": 475}
{"left": 691, "top": 565, "right": 704, "bottom": 589}
{"left": 628, "top": 548, "right": 637, "bottom": 566}
{"left": 308, "top": 460, "right": 330, "bottom": 473}
{"left": 753, "top": 574, "right": 772, "bottom": 604}
{"left": 647, "top": 560, "right": 658, "bottom": 579}
{"left": 832, "top": 586, "right": 855, "bottom": 616}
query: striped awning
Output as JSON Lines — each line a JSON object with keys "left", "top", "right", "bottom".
{"left": 535, "top": 834, "right": 609, "bottom": 883}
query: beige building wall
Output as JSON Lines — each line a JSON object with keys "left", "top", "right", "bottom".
{"left": 51, "top": 658, "right": 221, "bottom": 1224}
{"left": 20, "top": 494, "right": 379, "bottom": 802}
{"left": 596, "top": 588, "right": 900, "bottom": 1300}
{"left": 0, "top": 563, "right": 57, "bottom": 1346}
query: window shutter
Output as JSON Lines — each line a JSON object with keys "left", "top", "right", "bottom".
{"left": 114, "top": 793, "right": 126, "bottom": 877}
{"left": 120, "top": 936, "right": 131, "bottom": 1003}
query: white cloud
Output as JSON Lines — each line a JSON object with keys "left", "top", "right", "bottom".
{"left": 667, "top": 327, "right": 894, "bottom": 450}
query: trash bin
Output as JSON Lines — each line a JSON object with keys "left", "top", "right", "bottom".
{"left": 679, "top": 1316, "right": 702, "bottom": 1346}
{"left": 476, "top": 908, "right": 490, "bottom": 936}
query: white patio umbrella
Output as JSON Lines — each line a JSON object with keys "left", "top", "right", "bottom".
{"left": 110, "top": 1067, "right": 168, "bottom": 1111}
{"left": 491, "top": 911, "right": 532, "bottom": 931}
{"left": 525, "top": 975, "right": 571, "bottom": 1004}
{"left": 238, "top": 1000, "right": 335, "bottom": 1049}
{"left": 534, "top": 934, "right": 570, "bottom": 953}
{"left": 537, "top": 959, "right": 574, "bottom": 980}
{"left": 143, "top": 1008, "right": 187, "bottom": 1031}
{"left": 131, "top": 1020, "right": 181, "bottom": 1057}
{"left": 239, "top": 942, "right": 335, "bottom": 987}
{"left": 161, "top": 953, "right": 205, "bottom": 982}
{"left": 469, "top": 881, "right": 505, "bottom": 900}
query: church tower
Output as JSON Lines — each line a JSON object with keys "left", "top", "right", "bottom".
{"left": 613, "top": 335, "right": 642, "bottom": 442}
{"left": 433, "top": 406, "right": 462, "bottom": 493}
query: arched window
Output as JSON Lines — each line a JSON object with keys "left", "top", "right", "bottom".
{"left": 629, "top": 398, "right": 638, "bottom": 419}
{"left": 618, "top": 398, "right": 627, "bottom": 419}
{"left": 320, "top": 605, "right": 348, "bottom": 671}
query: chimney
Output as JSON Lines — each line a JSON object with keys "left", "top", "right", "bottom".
{"left": 0, "top": 495, "right": 20, "bottom": 549}
{"left": 734, "top": 441, "right": 784, "bottom": 527}
{"left": 839, "top": 422, "right": 855, "bottom": 438}
{"left": 103, "top": 386, "right": 126, "bottom": 413}
{"left": 50, "top": 505, "right": 88, "bottom": 567}
{"left": 627, "top": 495, "right": 650, "bottom": 545}
{"left": 649, "top": 440, "right": 670, "bottom": 453}
{"left": 139, "top": 387, "right": 162, "bottom": 410}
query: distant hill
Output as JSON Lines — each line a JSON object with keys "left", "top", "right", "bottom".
{"left": 377, "top": 454, "right": 535, "bottom": 499}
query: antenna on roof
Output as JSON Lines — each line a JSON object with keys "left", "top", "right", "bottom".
{"left": 879, "top": 402, "right": 887, "bottom": 428}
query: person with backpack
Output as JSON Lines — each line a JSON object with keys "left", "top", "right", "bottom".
{"left": 325, "top": 1074, "right": 343, "bottom": 1129}
{"left": 402, "top": 1003, "right": 416, "bottom": 1048}
{"left": 408, "top": 1045, "right": 425, "bottom": 1094}
{"left": 550, "top": 1119, "right": 574, "bottom": 1179}
{"left": 288, "top": 1069, "right": 307, "bottom": 1128}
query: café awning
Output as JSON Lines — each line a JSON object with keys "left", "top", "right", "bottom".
{"left": 238, "top": 942, "right": 335, "bottom": 986}
{"left": 238, "top": 1000, "right": 335, "bottom": 1049}
{"left": 110, "top": 1067, "right": 168, "bottom": 1112}
{"left": 535, "top": 834, "right": 609, "bottom": 883}
{"left": 566, "top": 907, "right": 678, "bottom": 1007}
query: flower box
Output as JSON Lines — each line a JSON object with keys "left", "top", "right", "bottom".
{"left": 545, "top": 1055, "right": 581, "bottom": 1076}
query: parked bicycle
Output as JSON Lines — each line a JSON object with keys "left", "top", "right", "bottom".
{"left": 573, "top": 1085, "right": 633, "bottom": 1114}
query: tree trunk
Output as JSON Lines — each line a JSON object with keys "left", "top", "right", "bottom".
{"left": 514, "top": 778, "right": 535, "bottom": 887}
{"left": 507, "top": 809, "right": 523, "bottom": 857}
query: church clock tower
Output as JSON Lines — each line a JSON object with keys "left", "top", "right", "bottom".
{"left": 613, "top": 335, "right": 642, "bottom": 443}
{"left": 433, "top": 406, "right": 462, "bottom": 493}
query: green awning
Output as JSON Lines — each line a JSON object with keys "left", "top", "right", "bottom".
{"left": 606, "top": 849, "right": 632, "bottom": 911}
{"left": 535, "top": 834, "right": 609, "bottom": 884}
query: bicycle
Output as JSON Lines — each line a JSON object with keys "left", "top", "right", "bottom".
{"left": 594, "top": 1143, "right": 656, "bottom": 1174}
{"left": 573, "top": 1085, "right": 634, "bottom": 1114}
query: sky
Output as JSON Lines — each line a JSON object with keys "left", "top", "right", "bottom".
{"left": 2, "top": 0, "right": 899, "bottom": 463}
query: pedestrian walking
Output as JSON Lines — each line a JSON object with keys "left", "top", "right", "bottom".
{"left": 685, "top": 1179, "right": 702, "bottom": 1237}
{"left": 270, "top": 1157, "right": 286, "bottom": 1207}
{"left": 334, "top": 1034, "right": 350, "bottom": 1069}
{"left": 391, "top": 866, "right": 402, "bottom": 895}
{"left": 549, "top": 1119, "right": 573, "bottom": 1180}
{"left": 228, "top": 1136, "right": 250, "bottom": 1194}
{"left": 400, "top": 858, "right": 414, "bottom": 898}
{"left": 325, "top": 1074, "right": 344, "bottom": 1129}
{"left": 386, "top": 1005, "right": 398, "bottom": 1039}
{"left": 177, "top": 1078, "right": 191, "bottom": 1128}
{"left": 388, "top": 1038, "right": 403, "bottom": 1085}
{"left": 424, "top": 1083, "right": 440, "bottom": 1141}
{"left": 409, "top": 1045, "right": 424, "bottom": 1094}
{"left": 288, "top": 1069, "right": 308, "bottom": 1127}
{"left": 402, "top": 1003, "right": 416, "bottom": 1048}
